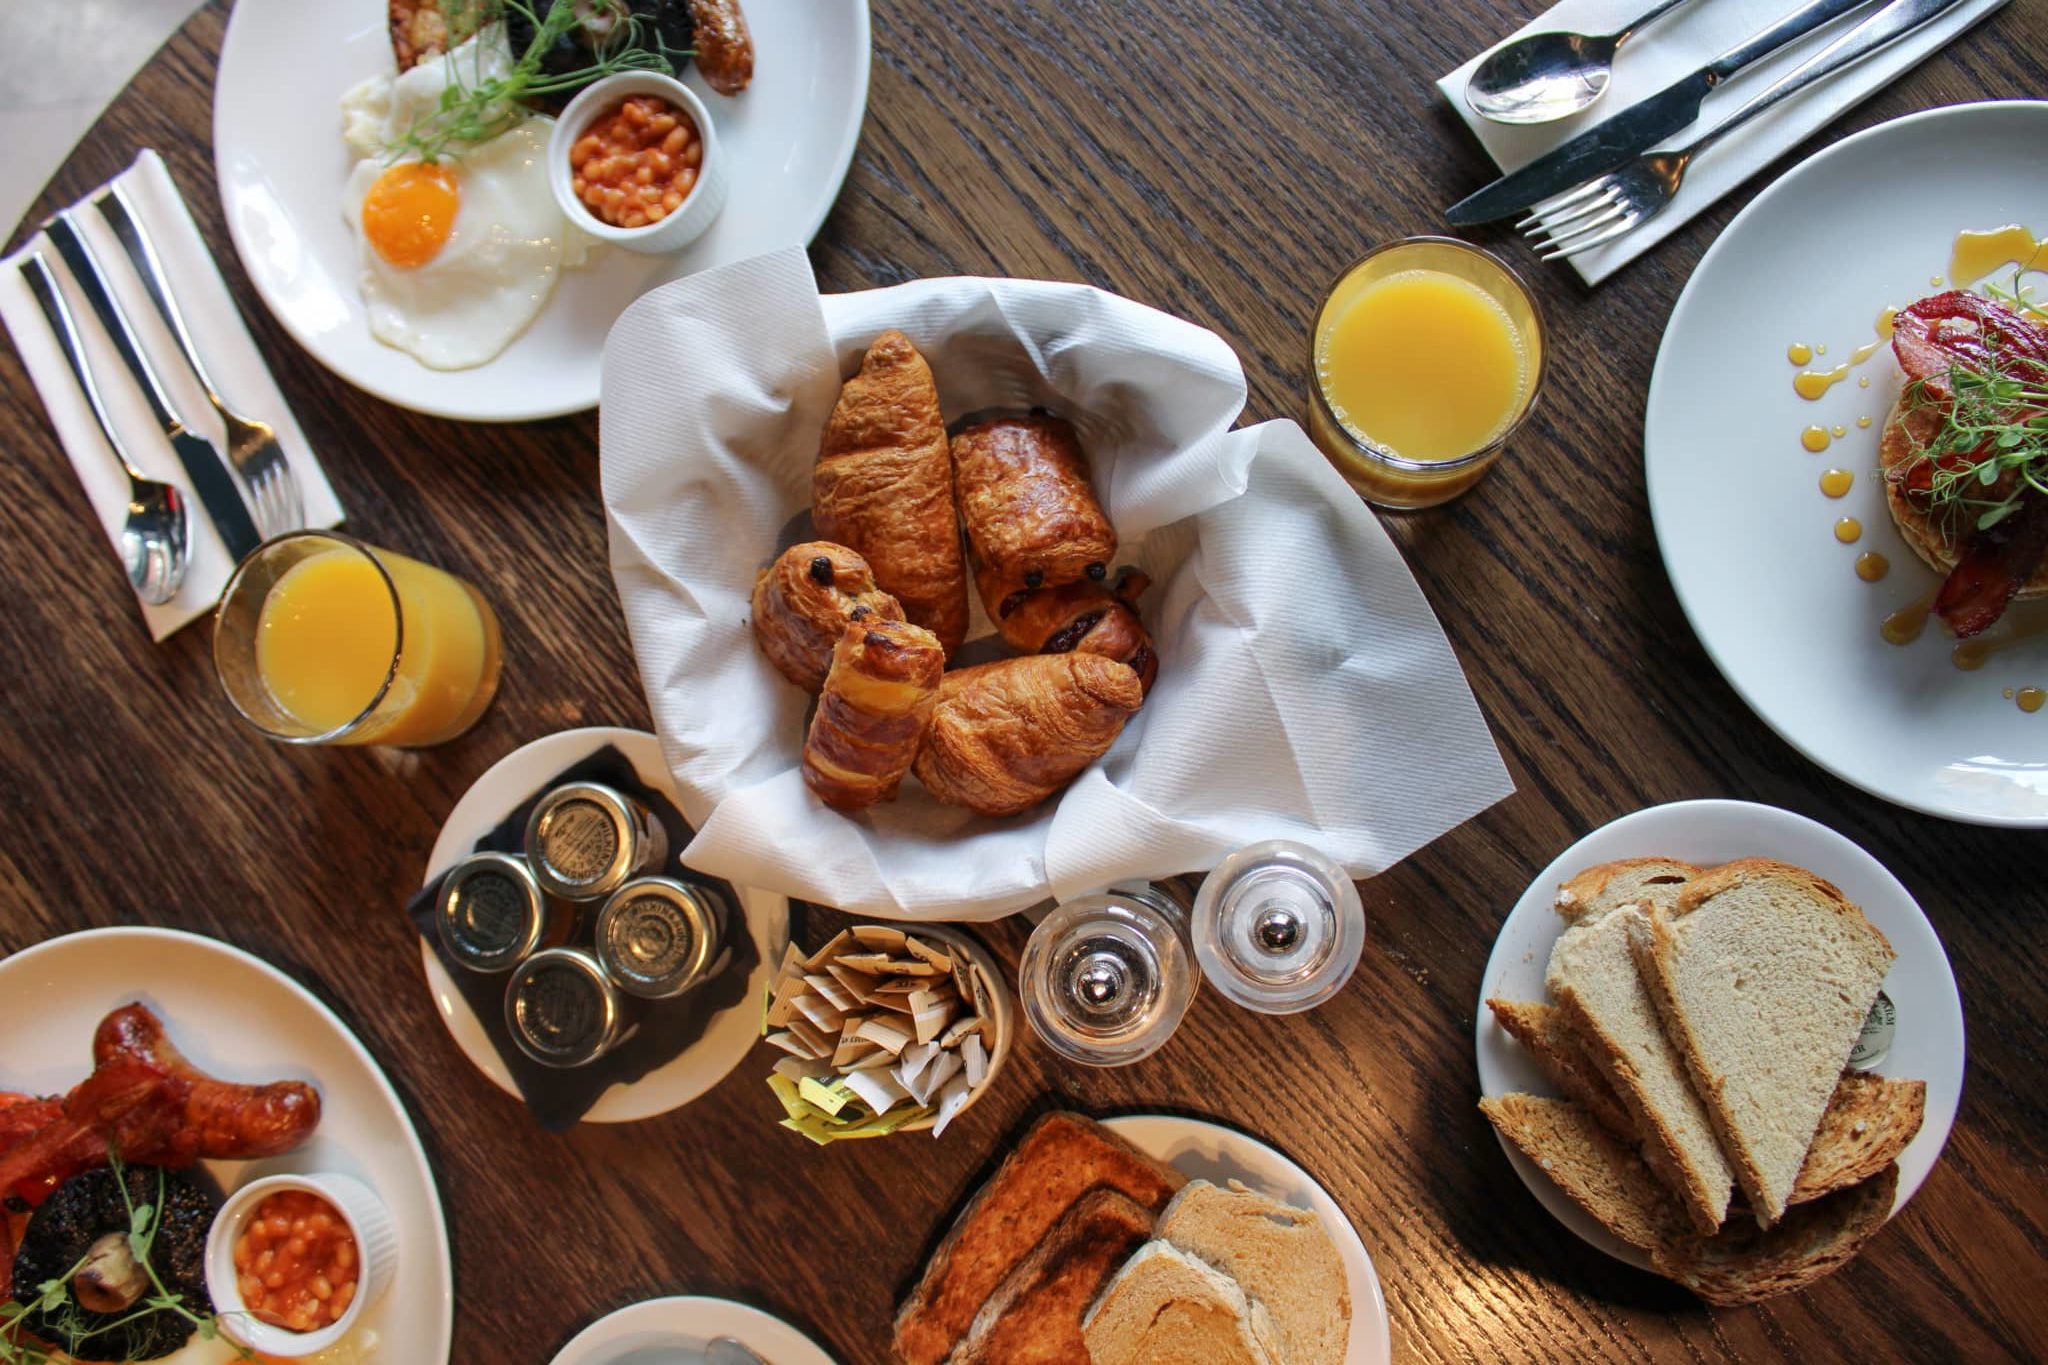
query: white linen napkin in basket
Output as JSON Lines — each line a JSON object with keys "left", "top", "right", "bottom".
{"left": 0, "top": 151, "right": 345, "bottom": 639}
{"left": 602, "top": 247, "right": 1513, "bottom": 920}
{"left": 1436, "top": 0, "right": 2008, "bottom": 285}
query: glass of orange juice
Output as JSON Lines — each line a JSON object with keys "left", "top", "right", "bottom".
{"left": 213, "top": 532, "right": 502, "bottom": 746}
{"left": 1307, "top": 237, "right": 1546, "bottom": 509}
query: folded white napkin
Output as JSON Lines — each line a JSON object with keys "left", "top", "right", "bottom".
{"left": 602, "top": 247, "right": 1513, "bottom": 920}
{"left": 1437, "top": 0, "right": 2008, "bottom": 284}
{"left": 0, "top": 150, "right": 345, "bottom": 639}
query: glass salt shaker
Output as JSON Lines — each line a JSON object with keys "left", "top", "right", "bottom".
{"left": 1018, "top": 880, "right": 1198, "bottom": 1067}
{"left": 1192, "top": 841, "right": 1365, "bottom": 1014}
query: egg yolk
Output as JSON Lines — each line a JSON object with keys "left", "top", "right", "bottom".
{"left": 361, "top": 162, "right": 460, "bottom": 268}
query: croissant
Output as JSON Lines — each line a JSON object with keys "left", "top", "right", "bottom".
{"left": 951, "top": 415, "right": 1116, "bottom": 613}
{"left": 803, "top": 620, "right": 945, "bottom": 810}
{"left": 814, "top": 331, "right": 969, "bottom": 654}
{"left": 752, "top": 541, "right": 905, "bottom": 693}
{"left": 978, "top": 566, "right": 1159, "bottom": 694}
{"left": 912, "top": 654, "right": 1143, "bottom": 817}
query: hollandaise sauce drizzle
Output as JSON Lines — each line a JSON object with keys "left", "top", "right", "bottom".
{"left": 1820, "top": 469, "right": 1852, "bottom": 497}
{"left": 1948, "top": 225, "right": 2047, "bottom": 287}
{"left": 1855, "top": 552, "right": 1888, "bottom": 582}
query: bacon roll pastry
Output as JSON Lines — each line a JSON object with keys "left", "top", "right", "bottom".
{"left": 981, "top": 567, "right": 1158, "bottom": 695}
{"left": 814, "top": 332, "right": 969, "bottom": 655}
{"left": 753, "top": 541, "right": 906, "bottom": 694}
{"left": 951, "top": 415, "right": 1117, "bottom": 614}
{"left": 803, "top": 620, "right": 945, "bottom": 810}
{"left": 912, "top": 654, "right": 1144, "bottom": 817}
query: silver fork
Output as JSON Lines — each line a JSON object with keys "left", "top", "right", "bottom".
{"left": 96, "top": 183, "right": 304, "bottom": 537}
{"left": 1523, "top": 0, "right": 1963, "bottom": 262}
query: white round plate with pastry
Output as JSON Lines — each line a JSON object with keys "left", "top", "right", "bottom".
{"left": 1646, "top": 100, "right": 2048, "bottom": 826}
{"left": 1103, "top": 1114, "right": 1392, "bottom": 1364}
{"left": 0, "top": 926, "right": 454, "bottom": 1362}
{"left": 550, "top": 1295, "right": 833, "bottom": 1364}
{"left": 420, "top": 726, "right": 789, "bottom": 1123}
{"left": 1475, "top": 799, "right": 1964, "bottom": 1273}
{"left": 213, "top": 0, "right": 869, "bottom": 421}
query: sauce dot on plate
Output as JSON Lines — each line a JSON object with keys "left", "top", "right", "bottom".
{"left": 1834, "top": 517, "right": 1862, "bottom": 544}
{"left": 1802, "top": 426, "right": 1831, "bottom": 452}
{"left": 361, "top": 162, "right": 461, "bottom": 268}
{"left": 1821, "top": 468, "right": 1853, "bottom": 497}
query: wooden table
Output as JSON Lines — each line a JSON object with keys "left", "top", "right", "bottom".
{"left": 3, "top": 2, "right": 2043, "bottom": 1360}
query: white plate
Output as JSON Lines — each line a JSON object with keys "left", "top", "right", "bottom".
{"left": 0, "top": 927, "right": 454, "bottom": 1362}
{"left": 420, "top": 726, "right": 788, "bottom": 1124}
{"left": 1102, "top": 1114, "right": 1392, "bottom": 1365}
{"left": 1474, "top": 799, "right": 1964, "bottom": 1271}
{"left": 551, "top": 1295, "right": 834, "bottom": 1365}
{"left": 1646, "top": 100, "right": 2048, "bottom": 826}
{"left": 213, "top": 0, "right": 871, "bottom": 422}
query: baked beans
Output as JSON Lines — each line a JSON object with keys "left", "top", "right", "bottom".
{"left": 569, "top": 96, "right": 704, "bottom": 230}
{"left": 231, "top": 1190, "right": 360, "bottom": 1334}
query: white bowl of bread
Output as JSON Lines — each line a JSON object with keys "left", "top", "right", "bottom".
{"left": 1476, "top": 802, "right": 1964, "bottom": 1306}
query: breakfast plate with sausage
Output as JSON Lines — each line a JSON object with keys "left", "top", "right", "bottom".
{"left": 0, "top": 926, "right": 454, "bottom": 1362}
{"left": 212, "top": 0, "right": 870, "bottom": 421}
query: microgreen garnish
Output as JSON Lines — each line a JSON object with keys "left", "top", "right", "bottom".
{"left": 386, "top": 0, "right": 692, "bottom": 163}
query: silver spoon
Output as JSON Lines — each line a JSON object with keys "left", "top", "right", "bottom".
{"left": 23, "top": 252, "right": 190, "bottom": 605}
{"left": 1466, "top": 0, "right": 1698, "bottom": 125}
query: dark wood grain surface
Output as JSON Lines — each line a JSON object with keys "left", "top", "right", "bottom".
{"left": 3, "top": 1, "right": 2045, "bottom": 1360}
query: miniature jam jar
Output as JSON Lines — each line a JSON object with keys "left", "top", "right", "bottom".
{"left": 434, "top": 851, "right": 552, "bottom": 973}
{"left": 523, "top": 781, "right": 669, "bottom": 902}
{"left": 505, "top": 947, "right": 628, "bottom": 1068}
{"left": 1192, "top": 840, "right": 1365, "bottom": 1014}
{"left": 594, "top": 876, "right": 732, "bottom": 1000}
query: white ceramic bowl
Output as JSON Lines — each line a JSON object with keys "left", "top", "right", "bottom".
{"left": 205, "top": 1172, "right": 398, "bottom": 1357}
{"left": 549, "top": 71, "right": 729, "bottom": 254}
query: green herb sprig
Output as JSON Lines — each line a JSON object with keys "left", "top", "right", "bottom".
{"left": 1904, "top": 349, "right": 2048, "bottom": 534}
{"left": 386, "top": 0, "right": 691, "bottom": 164}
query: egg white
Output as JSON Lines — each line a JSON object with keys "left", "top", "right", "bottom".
{"left": 338, "top": 32, "right": 595, "bottom": 371}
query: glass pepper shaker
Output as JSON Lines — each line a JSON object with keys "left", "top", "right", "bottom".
{"left": 1192, "top": 841, "right": 1365, "bottom": 1014}
{"left": 1018, "top": 880, "right": 1198, "bottom": 1067}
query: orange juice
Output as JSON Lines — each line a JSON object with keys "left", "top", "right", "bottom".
{"left": 218, "top": 534, "right": 501, "bottom": 747}
{"left": 1308, "top": 239, "right": 1544, "bottom": 508}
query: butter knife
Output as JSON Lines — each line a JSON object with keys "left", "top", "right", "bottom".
{"left": 1447, "top": 0, "right": 1877, "bottom": 226}
{"left": 43, "top": 212, "right": 262, "bottom": 562}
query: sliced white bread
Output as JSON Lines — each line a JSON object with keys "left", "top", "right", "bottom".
{"left": 1630, "top": 860, "right": 1896, "bottom": 1226}
{"left": 1791, "top": 1073, "right": 1925, "bottom": 1205}
{"left": 1486, "top": 998, "right": 1637, "bottom": 1141}
{"left": 1082, "top": 1241, "right": 1282, "bottom": 1365}
{"left": 1554, "top": 858, "right": 1700, "bottom": 923}
{"left": 1155, "top": 1179, "right": 1349, "bottom": 1365}
{"left": 1478, "top": 1094, "right": 1687, "bottom": 1252}
{"left": 1653, "top": 1164, "right": 1900, "bottom": 1306}
{"left": 1549, "top": 906, "right": 1735, "bottom": 1233}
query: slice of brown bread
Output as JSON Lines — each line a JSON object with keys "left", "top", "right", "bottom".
{"left": 1549, "top": 908, "right": 1734, "bottom": 1234}
{"left": 1479, "top": 1093, "right": 1689, "bottom": 1253}
{"left": 1081, "top": 1241, "right": 1282, "bottom": 1365}
{"left": 1554, "top": 859, "right": 1700, "bottom": 923}
{"left": 1155, "top": 1179, "right": 1350, "bottom": 1365}
{"left": 1653, "top": 1164, "right": 1899, "bottom": 1305}
{"left": 1487, "top": 998, "right": 1637, "bottom": 1140}
{"left": 1632, "top": 860, "right": 1897, "bottom": 1227}
{"left": 894, "top": 1112, "right": 1186, "bottom": 1365}
{"left": 948, "top": 1188, "right": 1156, "bottom": 1364}
{"left": 1791, "top": 1074, "right": 1925, "bottom": 1205}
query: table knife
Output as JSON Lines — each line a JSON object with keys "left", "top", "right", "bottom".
{"left": 1447, "top": 0, "right": 1878, "bottom": 226}
{"left": 42, "top": 212, "right": 262, "bottom": 563}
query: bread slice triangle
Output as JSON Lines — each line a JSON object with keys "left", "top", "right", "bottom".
{"left": 1548, "top": 905, "right": 1734, "bottom": 1233}
{"left": 1487, "top": 998, "right": 1637, "bottom": 1141}
{"left": 1792, "top": 1072, "right": 1924, "bottom": 1205}
{"left": 1479, "top": 1094, "right": 1687, "bottom": 1252}
{"left": 950, "top": 1187, "right": 1157, "bottom": 1364}
{"left": 1652, "top": 1164, "right": 1899, "bottom": 1305}
{"left": 1630, "top": 859, "right": 1896, "bottom": 1226}
{"left": 1155, "top": 1179, "right": 1349, "bottom": 1365}
{"left": 1082, "top": 1241, "right": 1282, "bottom": 1365}
{"left": 1554, "top": 858, "right": 1699, "bottom": 922}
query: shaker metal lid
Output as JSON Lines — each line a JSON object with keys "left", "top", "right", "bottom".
{"left": 524, "top": 782, "right": 642, "bottom": 900}
{"left": 505, "top": 948, "right": 622, "bottom": 1068}
{"left": 595, "top": 877, "right": 723, "bottom": 999}
{"left": 434, "top": 852, "right": 546, "bottom": 972}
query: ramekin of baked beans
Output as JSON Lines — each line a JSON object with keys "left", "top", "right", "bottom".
{"left": 205, "top": 1173, "right": 398, "bottom": 1357}
{"left": 549, "top": 72, "right": 730, "bottom": 254}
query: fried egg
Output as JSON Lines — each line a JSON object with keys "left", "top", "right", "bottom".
{"left": 339, "top": 33, "right": 593, "bottom": 371}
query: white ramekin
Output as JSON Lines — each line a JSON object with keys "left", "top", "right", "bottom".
{"left": 548, "top": 71, "right": 729, "bottom": 254}
{"left": 204, "top": 1172, "right": 398, "bottom": 1357}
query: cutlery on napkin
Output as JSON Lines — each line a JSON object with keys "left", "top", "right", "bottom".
{"left": 0, "top": 150, "right": 345, "bottom": 640}
{"left": 1437, "top": 0, "right": 2009, "bottom": 283}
